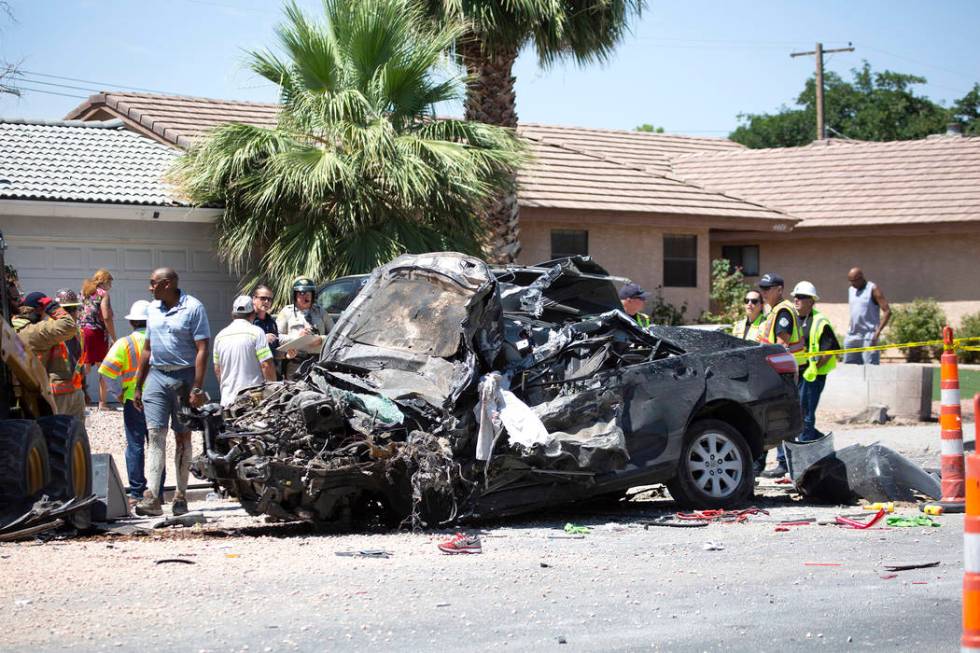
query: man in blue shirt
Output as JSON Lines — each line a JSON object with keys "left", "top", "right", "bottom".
{"left": 133, "top": 267, "right": 210, "bottom": 517}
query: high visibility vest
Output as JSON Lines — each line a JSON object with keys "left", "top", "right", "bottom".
{"left": 758, "top": 299, "right": 804, "bottom": 353}
{"left": 98, "top": 330, "right": 146, "bottom": 402}
{"left": 635, "top": 312, "right": 651, "bottom": 329}
{"left": 794, "top": 309, "right": 838, "bottom": 377}
{"left": 732, "top": 313, "right": 766, "bottom": 341}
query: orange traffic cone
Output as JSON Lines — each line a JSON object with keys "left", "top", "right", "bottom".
{"left": 930, "top": 326, "right": 967, "bottom": 511}
{"left": 964, "top": 395, "right": 979, "bottom": 652}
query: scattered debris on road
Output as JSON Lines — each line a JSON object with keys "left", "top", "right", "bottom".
{"left": 883, "top": 561, "right": 940, "bottom": 572}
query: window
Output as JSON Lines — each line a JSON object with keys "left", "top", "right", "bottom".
{"left": 550, "top": 229, "right": 588, "bottom": 259}
{"left": 317, "top": 275, "right": 368, "bottom": 316}
{"left": 663, "top": 234, "right": 698, "bottom": 288}
{"left": 721, "top": 245, "right": 760, "bottom": 277}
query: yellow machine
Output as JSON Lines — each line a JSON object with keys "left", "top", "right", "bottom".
{"left": 1, "top": 232, "right": 92, "bottom": 516}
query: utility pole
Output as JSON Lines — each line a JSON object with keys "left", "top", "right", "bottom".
{"left": 791, "top": 42, "right": 855, "bottom": 140}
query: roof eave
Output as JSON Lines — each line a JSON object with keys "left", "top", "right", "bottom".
{"left": 0, "top": 198, "right": 222, "bottom": 222}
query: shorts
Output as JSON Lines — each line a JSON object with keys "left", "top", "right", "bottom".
{"left": 142, "top": 367, "right": 194, "bottom": 432}
{"left": 80, "top": 328, "right": 110, "bottom": 365}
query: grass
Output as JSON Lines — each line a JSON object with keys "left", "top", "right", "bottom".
{"left": 931, "top": 366, "right": 980, "bottom": 402}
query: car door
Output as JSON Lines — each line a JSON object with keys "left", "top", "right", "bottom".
{"left": 614, "top": 353, "right": 706, "bottom": 476}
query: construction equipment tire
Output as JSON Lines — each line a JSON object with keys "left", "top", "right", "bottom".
{"left": 37, "top": 415, "right": 92, "bottom": 501}
{"left": 0, "top": 420, "right": 50, "bottom": 505}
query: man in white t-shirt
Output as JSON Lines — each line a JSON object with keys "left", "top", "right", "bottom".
{"left": 213, "top": 295, "right": 276, "bottom": 407}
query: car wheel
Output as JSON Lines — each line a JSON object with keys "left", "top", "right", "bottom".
{"left": 666, "top": 419, "right": 753, "bottom": 509}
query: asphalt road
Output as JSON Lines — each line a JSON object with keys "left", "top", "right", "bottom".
{"left": 0, "top": 424, "right": 970, "bottom": 652}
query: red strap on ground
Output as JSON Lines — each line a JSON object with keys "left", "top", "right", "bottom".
{"left": 675, "top": 507, "right": 770, "bottom": 524}
{"left": 835, "top": 508, "right": 887, "bottom": 529}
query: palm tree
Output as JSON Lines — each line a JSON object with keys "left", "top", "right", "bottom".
{"left": 171, "top": 0, "right": 525, "bottom": 300}
{"left": 424, "top": 0, "right": 646, "bottom": 262}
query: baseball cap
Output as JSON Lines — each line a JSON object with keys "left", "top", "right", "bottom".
{"left": 618, "top": 282, "right": 651, "bottom": 301}
{"left": 232, "top": 295, "right": 254, "bottom": 316}
{"left": 757, "top": 273, "right": 785, "bottom": 289}
{"left": 21, "top": 291, "right": 47, "bottom": 310}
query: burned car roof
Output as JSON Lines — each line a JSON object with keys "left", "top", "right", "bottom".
{"left": 192, "top": 252, "right": 792, "bottom": 530}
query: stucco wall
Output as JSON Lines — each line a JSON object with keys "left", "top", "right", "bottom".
{"left": 710, "top": 231, "right": 980, "bottom": 336}
{"left": 518, "top": 218, "right": 711, "bottom": 319}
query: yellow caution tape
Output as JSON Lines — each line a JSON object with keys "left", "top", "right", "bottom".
{"left": 797, "top": 336, "right": 980, "bottom": 359}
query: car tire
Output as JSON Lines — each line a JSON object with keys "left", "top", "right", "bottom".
{"left": 37, "top": 415, "right": 92, "bottom": 501}
{"left": 666, "top": 418, "right": 753, "bottom": 509}
{"left": 0, "top": 420, "right": 51, "bottom": 506}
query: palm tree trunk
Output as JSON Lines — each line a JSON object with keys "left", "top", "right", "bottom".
{"left": 459, "top": 38, "right": 521, "bottom": 263}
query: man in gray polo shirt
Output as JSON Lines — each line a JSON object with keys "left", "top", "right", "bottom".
{"left": 133, "top": 267, "right": 210, "bottom": 517}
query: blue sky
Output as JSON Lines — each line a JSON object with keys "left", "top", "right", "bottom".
{"left": 2, "top": 0, "right": 978, "bottom": 135}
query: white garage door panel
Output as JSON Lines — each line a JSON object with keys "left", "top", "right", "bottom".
{"left": 4, "top": 215, "right": 240, "bottom": 399}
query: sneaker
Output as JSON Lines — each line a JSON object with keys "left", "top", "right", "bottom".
{"left": 437, "top": 532, "right": 482, "bottom": 555}
{"left": 761, "top": 464, "right": 788, "bottom": 479}
{"left": 135, "top": 496, "right": 163, "bottom": 517}
{"left": 171, "top": 496, "right": 189, "bottom": 517}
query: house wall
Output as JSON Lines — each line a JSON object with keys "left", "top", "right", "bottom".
{"left": 710, "top": 230, "right": 980, "bottom": 336}
{"left": 517, "top": 212, "right": 711, "bottom": 320}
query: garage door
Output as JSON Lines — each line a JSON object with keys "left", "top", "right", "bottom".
{"left": 4, "top": 215, "right": 239, "bottom": 398}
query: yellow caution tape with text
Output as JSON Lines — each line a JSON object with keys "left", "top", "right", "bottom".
{"left": 798, "top": 336, "right": 980, "bottom": 359}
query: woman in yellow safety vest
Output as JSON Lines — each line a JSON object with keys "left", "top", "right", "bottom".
{"left": 731, "top": 290, "right": 766, "bottom": 340}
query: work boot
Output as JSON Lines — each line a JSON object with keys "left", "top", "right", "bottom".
{"left": 761, "top": 463, "right": 788, "bottom": 479}
{"left": 135, "top": 492, "right": 163, "bottom": 517}
{"left": 171, "top": 495, "right": 189, "bottom": 517}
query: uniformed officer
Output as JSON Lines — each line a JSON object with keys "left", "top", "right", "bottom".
{"left": 619, "top": 282, "right": 651, "bottom": 328}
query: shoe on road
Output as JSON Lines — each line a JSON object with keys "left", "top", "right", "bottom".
{"left": 135, "top": 496, "right": 163, "bottom": 517}
{"left": 438, "top": 532, "right": 482, "bottom": 554}
{"left": 171, "top": 496, "right": 189, "bottom": 517}
{"left": 761, "top": 464, "right": 788, "bottom": 479}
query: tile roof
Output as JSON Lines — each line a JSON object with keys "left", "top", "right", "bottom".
{"left": 65, "top": 92, "right": 279, "bottom": 149}
{"left": 65, "top": 92, "right": 791, "bottom": 225}
{"left": 672, "top": 136, "right": 980, "bottom": 228}
{"left": 518, "top": 123, "right": 743, "bottom": 175}
{"left": 518, "top": 137, "right": 792, "bottom": 223}
{"left": 0, "top": 119, "right": 185, "bottom": 206}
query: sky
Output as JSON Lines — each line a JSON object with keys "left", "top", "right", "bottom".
{"left": 1, "top": 0, "right": 979, "bottom": 136}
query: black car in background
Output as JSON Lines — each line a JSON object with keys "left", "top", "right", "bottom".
{"left": 195, "top": 254, "right": 801, "bottom": 528}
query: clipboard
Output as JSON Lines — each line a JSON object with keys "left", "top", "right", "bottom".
{"left": 276, "top": 333, "right": 322, "bottom": 355}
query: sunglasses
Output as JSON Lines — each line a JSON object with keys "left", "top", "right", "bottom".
{"left": 255, "top": 295, "right": 273, "bottom": 301}
{"left": 744, "top": 298, "right": 761, "bottom": 305}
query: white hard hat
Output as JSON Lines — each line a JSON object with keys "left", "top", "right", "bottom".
{"left": 791, "top": 281, "right": 819, "bottom": 301}
{"left": 124, "top": 299, "right": 150, "bottom": 321}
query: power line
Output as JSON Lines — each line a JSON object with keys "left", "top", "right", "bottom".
{"left": 18, "top": 69, "right": 177, "bottom": 95}
{"left": 8, "top": 84, "right": 87, "bottom": 99}
{"left": 11, "top": 75, "right": 101, "bottom": 94}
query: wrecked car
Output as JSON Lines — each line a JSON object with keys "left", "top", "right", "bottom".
{"left": 189, "top": 253, "right": 801, "bottom": 528}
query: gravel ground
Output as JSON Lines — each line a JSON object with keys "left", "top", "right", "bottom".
{"left": 0, "top": 421, "right": 970, "bottom": 652}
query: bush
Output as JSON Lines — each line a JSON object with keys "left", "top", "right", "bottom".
{"left": 648, "top": 285, "right": 687, "bottom": 326}
{"left": 958, "top": 311, "right": 980, "bottom": 364}
{"left": 700, "top": 258, "right": 751, "bottom": 324}
{"left": 886, "top": 298, "right": 946, "bottom": 362}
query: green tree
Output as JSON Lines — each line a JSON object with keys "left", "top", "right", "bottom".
{"left": 952, "top": 83, "right": 980, "bottom": 135}
{"left": 700, "top": 258, "right": 750, "bottom": 325}
{"left": 730, "top": 62, "right": 969, "bottom": 148}
{"left": 635, "top": 123, "right": 664, "bottom": 133}
{"left": 171, "top": 0, "right": 525, "bottom": 300}
{"left": 886, "top": 298, "right": 947, "bottom": 363}
{"left": 424, "top": 0, "right": 645, "bottom": 262}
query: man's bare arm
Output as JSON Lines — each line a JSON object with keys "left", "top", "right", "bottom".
{"left": 260, "top": 359, "right": 276, "bottom": 382}
{"left": 872, "top": 285, "right": 891, "bottom": 342}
